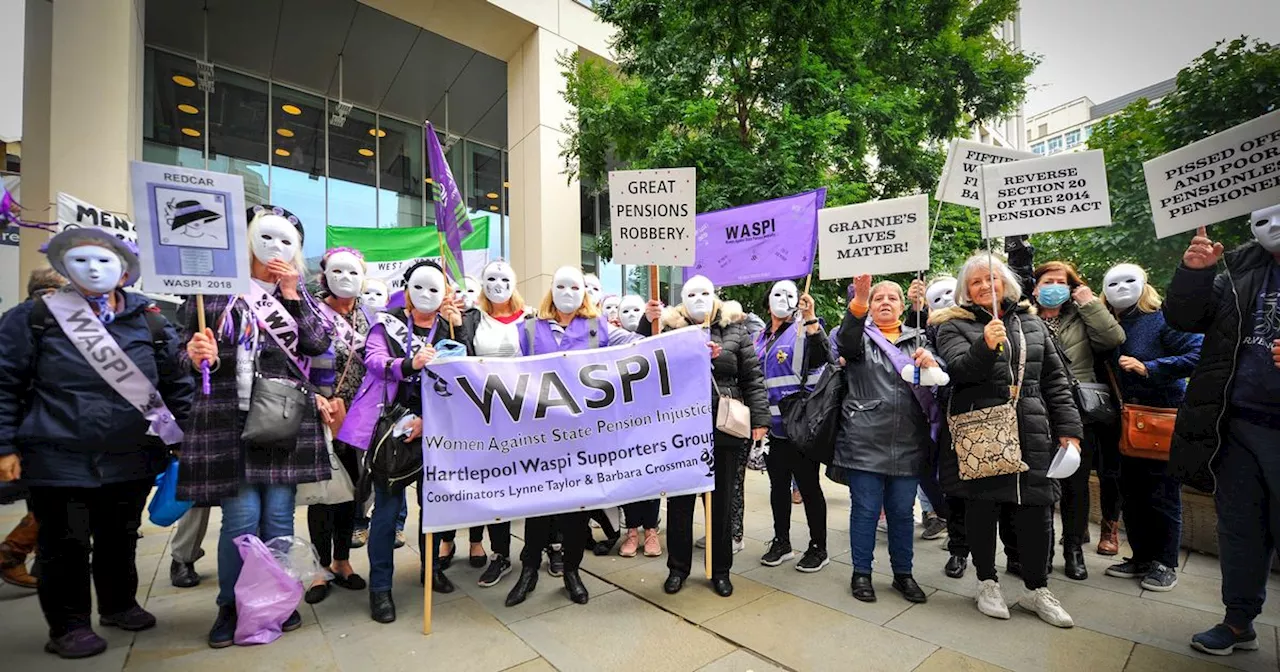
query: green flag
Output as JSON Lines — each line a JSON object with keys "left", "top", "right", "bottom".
{"left": 326, "top": 217, "right": 489, "bottom": 290}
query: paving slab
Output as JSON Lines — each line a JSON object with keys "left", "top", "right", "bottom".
{"left": 738, "top": 561, "right": 925, "bottom": 626}
{"left": 124, "top": 622, "right": 335, "bottom": 672}
{"left": 1123, "top": 644, "right": 1234, "bottom": 672}
{"left": 697, "top": 649, "right": 787, "bottom": 672}
{"left": 606, "top": 558, "right": 775, "bottom": 624}
{"left": 1140, "top": 569, "right": 1280, "bottom": 627}
{"left": 913, "top": 648, "right": 1011, "bottom": 672}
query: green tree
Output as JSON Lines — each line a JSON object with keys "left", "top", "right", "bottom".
{"left": 562, "top": 0, "right": 1036, "bottom": 324}
{"left": 1034, "top": 38, "right": 1279, "bottom": 289}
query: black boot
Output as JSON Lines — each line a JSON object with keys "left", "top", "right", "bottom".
{"left": 564, "top": 569, "right": 589, "bottom": 604}
{"left": 505, "top": 566, "right": 539, "bottom": 607}
{"left": 663, "top": 572, "right": 686, "bottom": 594}
{"left": 944, "top": 554, "right": 968, "bottom": 579}
{"left": 432, "top": 567, "right": 455, "bottom": 594}
{"left": 851, "top": 573, "right": 876, "bottom": 603}
{"left": 710, "top": 577, "right": 734, "bottom": 597}
{"left": 892, "top": 574, "right": 928, "bottom": 603}
{"left": 1064, "top": 544, "right": 1088, "bottom": 581}
{"left": 370, "top": 591, "right": 396, "bottom": 624}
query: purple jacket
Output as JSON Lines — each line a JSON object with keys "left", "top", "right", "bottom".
{"left": 338, "top": 321, "right": 407, "bottom": 451}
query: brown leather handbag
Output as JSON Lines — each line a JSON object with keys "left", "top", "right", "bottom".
{"left": 1107, "top": 366, "right": 1177, "bottom": 461}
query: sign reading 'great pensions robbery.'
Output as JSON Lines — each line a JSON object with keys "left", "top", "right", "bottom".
{"left": 1143, "top": 109, "right": 1280, "bottom": 238}
{"left": 980, "top": 150, "right": 1112, "bottom": 238}
{"left": 609, "top": 168, "right": 697, "bottom": 267}
{"left": 818, "top": 194, "right": 931, "bottom": 279}
{"left": 935, "top": 138, "right": 1036, "bottom": 209}
{"left": 682, "top": 189, "right": 825, "bottom": 288}
{"left": 417, "top": 328, "right": 715, "bottom": 532}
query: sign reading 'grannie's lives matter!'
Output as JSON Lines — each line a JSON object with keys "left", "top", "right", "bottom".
{"left": 1143, "top": 109, "right": 1280, "bottom": 238}
{"left": 818, "top": 194, "right": 930, "bottom": 279}
{"left": 609, "top": 168, "right": 697, "bottom": 267}
{"left": 980, "top": 150, "right": 1112, "bottom": 238}
{"left": 417, "top": 328, "right": 715, "bottom": 532}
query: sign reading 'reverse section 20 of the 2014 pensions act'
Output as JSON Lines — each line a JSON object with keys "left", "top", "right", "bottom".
{"left": 608, "top": 167, "right": 697, "bottom": 267}
{"left": 1143, "top": 109, "right": 1280, "bottom": 238}
{"left": 980, "top": 150, "right": 1112, "bottom": 238}
{"left": 935, "top": 138, "right": 1036, "bottom": 210}
{"left": 416, "top": 328, "right": 715, "bottom": 533}
{"left": 818, "top": 194, "right": 931, "bottom": 279}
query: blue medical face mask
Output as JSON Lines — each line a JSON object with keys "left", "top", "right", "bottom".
{"left": 1037, "top": 283, "right": 1070, "bottom": 308}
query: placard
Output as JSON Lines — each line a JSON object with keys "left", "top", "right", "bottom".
{"left": 682, "top": 189, "right": 824, "bottom": 287}
{"left": 55, "top": 192, "right": 136, "bottom": 243}
{"left": 818, "top": 194, "right": 930, "bottom": 279}
{"left": 1143, "top": 110, "right": 1280, "bottom": 238}
{"left": 0, "top": 175, "right": 21, "bottom": 311}
{"left": 129, "top": 161, "right": 250, "bottom": 295}
{"left": 609, "top": 167, "right": 696, "bottom": 266}
{"left": 935, "top": 138, "right": 1036, "bottom": 209}
{"left": 980, "top": 150, "right": 1111, "bottom": 238}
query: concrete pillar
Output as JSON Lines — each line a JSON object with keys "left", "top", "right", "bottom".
{"left": 507, "top": 28, "right": 581, "bottom": 301}
{"left": 19, "top": 0, "right": 143, "bottom": 282}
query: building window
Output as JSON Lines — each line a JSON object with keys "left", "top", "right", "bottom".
{"left": 1047, "top": 136, "right": 1063, "bottom": 154}
{"left": 572, "top": 0, "right": 597, "bottom": 8}
{"left": 377, "top": 117, "right": 423, "bottom": 229}
{"left": 269, "top": 86, "right": 326, "bottom": 262}
{"left": 1065, "top": 129, "right": 1081, "bottom": 149}
{"left": 1083, "top": 125, "right": 1094, "bottom": 141}
{"left": 1031, "top": 142, "right": 1046, "bottom": 156}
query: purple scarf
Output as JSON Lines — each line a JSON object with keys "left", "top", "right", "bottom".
{"left": 865, "top": 324, "right": 942, "bottom": 442}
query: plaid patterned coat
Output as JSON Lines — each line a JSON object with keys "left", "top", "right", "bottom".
{"left": 176, "top": 291, "right": 332, "bottom": 505}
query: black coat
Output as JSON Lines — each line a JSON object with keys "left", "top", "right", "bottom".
{"left": 931, "top": 301, "right": 1083, "bottom": 506}
{"left": 640, "top": 301, "right": 770, "bottom": 450}
{"left": 1165, "top": 242, "right": 1273, "bottom": 493}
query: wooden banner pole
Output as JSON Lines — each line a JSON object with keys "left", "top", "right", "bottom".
{"left": 704, "top": 492, "right": 713, "bottom": 579}
{"left": 649, "top": 266, "right": 662, "bottom": 335}
{"left": 424, "top": 532, "right": 434, "bottom": 635}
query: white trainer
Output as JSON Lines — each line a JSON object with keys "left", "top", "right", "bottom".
{"left": 732, "top": 538, "right": 745, "bottom": 554}
{"left": 1019, "top": 587, "right": 1074, "bottom": 628}
{"left": 976, "top": 580, "right": 1010, "bottom": 619}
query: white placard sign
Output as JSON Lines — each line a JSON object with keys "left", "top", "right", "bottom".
{"left": 129, "top": 161, "right": 251, "bottom": 295}
{"left": 818, "top": 194, "right": 930, "bottom": 279}
{"left": 935, "top": 138, "right": 1036, "bottom": 209}
{"left": 54, "top": 192, "right": 137, "bottom": 243}
{"left": 608, "top": 167, "right": 696, "bottom": 266}
{"left": 980, "top": 150, "right": 1112, "bottom": 238}
{"left": 1142, "top": 110, "right": 1280, "bottom": 238}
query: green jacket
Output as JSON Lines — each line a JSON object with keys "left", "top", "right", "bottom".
{"left": 1042, "top": 299, "right": 1125, "bottom": 383}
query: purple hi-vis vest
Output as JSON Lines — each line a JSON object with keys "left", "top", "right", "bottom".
{"left": 520, "top": 315, "right": 611, "bottom": 355}
{"left": 755, "top": 320, "right": 822, "bottom": 438}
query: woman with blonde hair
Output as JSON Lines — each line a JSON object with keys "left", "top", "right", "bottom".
{"left": 1099, "top": 263, "right": 1201, "bottom": 593}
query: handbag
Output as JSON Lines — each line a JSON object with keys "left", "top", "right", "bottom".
{"left": 1047, "top": 333, "right": 1118, "bottom": 426}
{"left": 147, "top": 457, "right": 193, "bottom": 527}
{"left": 1106, "top": 365, "right": 1176, "bottom": 461}
{"left": 241, "top": 344, "right": 314, "bottom": 448}
{"left": 779, "top": 362, "right": 845, "bottom": 465}
{"left": 715, "top": 381, "right": 752, "bottom": 439}
{"left": 296, "top": 427, "right": 356, "bottom": 506}
{"left": 947, "top": 320, "right": 1030, "bottom": 481}
{"left": 366, "top": 362, "right": 424, "bottom": 490}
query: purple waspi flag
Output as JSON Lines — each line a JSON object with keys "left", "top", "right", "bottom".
{"left": 683, "top": 188, "right": 826, "bottom": 287}
{"left": 417, "top": 328, "right": 715, "bottom": 532}
{"left": 425, "top": 122, "right": 473, "bottom": 281}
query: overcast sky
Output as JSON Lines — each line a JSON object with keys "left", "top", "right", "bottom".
{"left": 1020, "top": 0, "right": 1280, "bottom": 115}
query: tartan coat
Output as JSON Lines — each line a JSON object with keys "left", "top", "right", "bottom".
{"left": 176, "top": 290, "right": 332, "bottom": 505}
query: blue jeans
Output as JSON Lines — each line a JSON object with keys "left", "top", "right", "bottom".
{"left": 369, "top": 483, "right": 438, "bottom": 593}
{"left": 396, "top": 489, "right": 408, "bottom": 532}
{"left": 217, "top": 483, "right": 296, "bottom": 607}
{"left": 917, "top": 486, "right": 934, "bottom": 515}
{"left": 848, "top": 470, "right": 918, "bottom": 575}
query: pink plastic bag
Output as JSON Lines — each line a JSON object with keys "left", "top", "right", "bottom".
{"left": 233, "top": 534, "right": 303, "bottom": 646}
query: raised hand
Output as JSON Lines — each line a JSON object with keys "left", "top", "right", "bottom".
{"left": 1183, "top": 226, "right": 1224, "bottom": 270}
{"left": 1071, "top": 284, "right": 1096, "bottom": 305}
{"left": 267, "top": 259, "right": 300, "bottom": 299}
{"left": 907, "top": 278, "right": 926, "bottom": 310}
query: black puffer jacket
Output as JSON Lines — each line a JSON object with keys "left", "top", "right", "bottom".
{"left": 1165, "top": 242, "right": 1273, "bottom": 493}
{"left": 931, "top": 301, "right": 1083, "bottom": 505}
{"left": 640, "top": 301, "right": 770, "bottom": 450}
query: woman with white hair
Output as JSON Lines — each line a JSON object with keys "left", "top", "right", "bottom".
{"left": 931, "top": 253, "right": 1081, "bottom": 628}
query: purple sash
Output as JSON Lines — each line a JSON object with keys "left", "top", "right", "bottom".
{"left": 43, "top": 289, "right": 184, "bottom": 445}
{"left": 245, "top": 282, "right": 311, "bottom": 377}
{"left": 865, "top": 324, "right": 941, "bottom": 442}
{"left": 318, "top": 301, "right": 366, "bottom": 353}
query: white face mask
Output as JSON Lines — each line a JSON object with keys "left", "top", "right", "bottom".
{"left": 584, "top": 274, "right": 603, "bottom": 304}
{"left": 926, "top": 278, "right": 957, "bottom": 311}
{"left": 602, "top": 296, "right": 621, "bottom": 321}
{"left": 323, "top": 251, "right": 365, "bottom": 299}
{"left": 408, "top": 265, "right": 447, "bottom": 314}
{"left": 618, "top": 296, "right": 645, "bottom": 332}
{"left": 1104, "top": 264, "right": 1146, "bottom": 311}
{"left": 1252, "top": 203, "right": 1280, "bottom": 253}
{"left": 482, "top": 261, "right": 516, "bottom": 305}
{"left": 362, "top": 280, "right": 389, "bottom": 309}
{"left": 551, "top": 267, "right": 586, "bottom": 315}
{"left": 461, "top": 276, "right": 481, "bottom": 310}
{"left": 250, "top": 214, "right": 301, "bottom": 264}
{"left": 63, "top": 244, "right": 124, "bottom": 295}
{"left": 768, "top": 281, "right": 799, "bottom": 319}
{"left": 682, "top": 275, "right": 716, "bottom": 323}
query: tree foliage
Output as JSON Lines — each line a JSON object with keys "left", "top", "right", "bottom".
{"left": 1034, "top": 38, "right": 1279, "bottom": 289}
{"left": 561, "top": 0, "right": 1036, "bottom": 324}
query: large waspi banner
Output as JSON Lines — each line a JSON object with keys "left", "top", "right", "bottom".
{"left": 418, "top": 328, "right": 715, "bottom": 532}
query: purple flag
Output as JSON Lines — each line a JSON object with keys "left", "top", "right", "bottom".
{"left": 683, "top": 188, "right": 826, "bottom": 287}
{"left": 417, "top": 329, "right": 715, "bottom": 532}
{"left": 425, "top": 122, "right": 473, "bottom": 280}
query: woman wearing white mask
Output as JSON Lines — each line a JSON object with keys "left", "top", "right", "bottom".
{"left": 1100, "top": 264, "right": 1201, "bottom": 593}
{"left": 755, "top": 280, "right": 831, "bottom": 572}
{"left": 504, "top": 266, "right": 661, "bottom": 608}
{"left": 303, "top": 248, "right": 377, "bottom": 605}
{"left": 181, "top": 205, "right": 332, "bottom": 648}
{"left": 584, "top": 273, "right": 604, "bottom": 307}
{"left": 617, "top": 295, "right": 647, "bottom": 332}
{"left": 362, "top": 279, "right": 390, "bottom": 311}
{"left": 602, "top": 295, "right": 622, "bottom": 325}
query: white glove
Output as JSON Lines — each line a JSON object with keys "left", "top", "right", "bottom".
{"left": 393, "top": 414, "right": 419, "bottom": 438}
{"left": 900, "top": 364, "right": 950, "bottom": 387}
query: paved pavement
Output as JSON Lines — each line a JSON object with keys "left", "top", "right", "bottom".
{"left": 0, "top": 471, "right": 1272, "bottom": 671}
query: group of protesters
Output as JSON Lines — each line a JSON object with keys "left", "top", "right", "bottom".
{"left": 1, "top": 199, "right": 1278, "bottom": 661}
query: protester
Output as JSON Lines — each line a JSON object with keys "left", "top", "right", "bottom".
{"left": 932, "top": 253, "right": 1081, "bottom": 628}
{"left": 1167, "top": 212, "right": 1280, "bottom": 656}
{"left": 504, "top": 266, "right": 659, "bottom": 608}
{"left": 180, "top": 205, "right": 332, "bottom": 648}
{"left": 602, "top": 294, "right": 621, "bottom": 325}
{"left": 833, "top": 275, "right": 939, "bottom": 604}
{"left": 168, "top": 508, "right": 209, "bottom": 588}
{"left": 639, "top": 275, "right": 769, "bottom": 597}
{"left": 338, "top": 259, "right": 472, "bottom": 624}
{"left": 0, "top": 228, "right": 194, "bottom": 658}
{"left": 362, "top": 278, "right": 390, "bottom": 312}
{"left": 1098, "top": 264, "right": 1200, "bottom": 593}
{"left": 756, "top": 280, "right": 831, "bottom": 572}
{"left": 617, "top": 295, "right": 646, "bottom": 332}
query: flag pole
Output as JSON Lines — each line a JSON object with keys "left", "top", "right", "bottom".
{"left": 438, "top": 230, "right": 456, "bottom": 339}
{"left": 914, "top": 198, "right": 945, "bottom": 384}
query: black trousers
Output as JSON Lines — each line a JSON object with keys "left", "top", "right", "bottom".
{"left": 307, "top": 443, "right": 361, "bottom": 566}
{"left": 468, "top": 522, "right": 512, "bottom": 557}
{"left": 766, "top": 437, "right": 826, "bottom": 550}
{"left": 945, "top": 496, "right": 968, "bottom": 556}
{"left": 918, "top": 441, "right": 950, "bottom": 520}
{"left": 669, "top": 446, "right": 740, "bottom": 579}
{"left": 1095, "top": 421, "right": 1124, "bottom": 521}
{"left": 1058, "top": 425, "right": 1098, "bottom": 547}
{"left": 29, "top": 478, "right": 152, "bottom": 637}
{"left": 622, "top": 499, "right": 660, "bottom": 530}
{"left": 968, "top": 501, "right": 1052, "bottom": 590}
{"left": 588, "top": 509, "right": 619, "bottom": 540}
{"left": 520, "top": 513, "right": 587, "bottom": 571}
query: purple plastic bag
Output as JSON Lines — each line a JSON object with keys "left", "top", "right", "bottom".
{"left": 233, "top": 534, "right": 303, "bottom": 646}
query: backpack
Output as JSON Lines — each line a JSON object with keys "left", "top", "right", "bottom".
{"left": 778, "top": 363, "right": 846, "bottom": 465}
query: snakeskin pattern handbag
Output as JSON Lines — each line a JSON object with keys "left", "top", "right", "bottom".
{"left": 948, "top": 320, "right": 1030, "bottom": 481}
